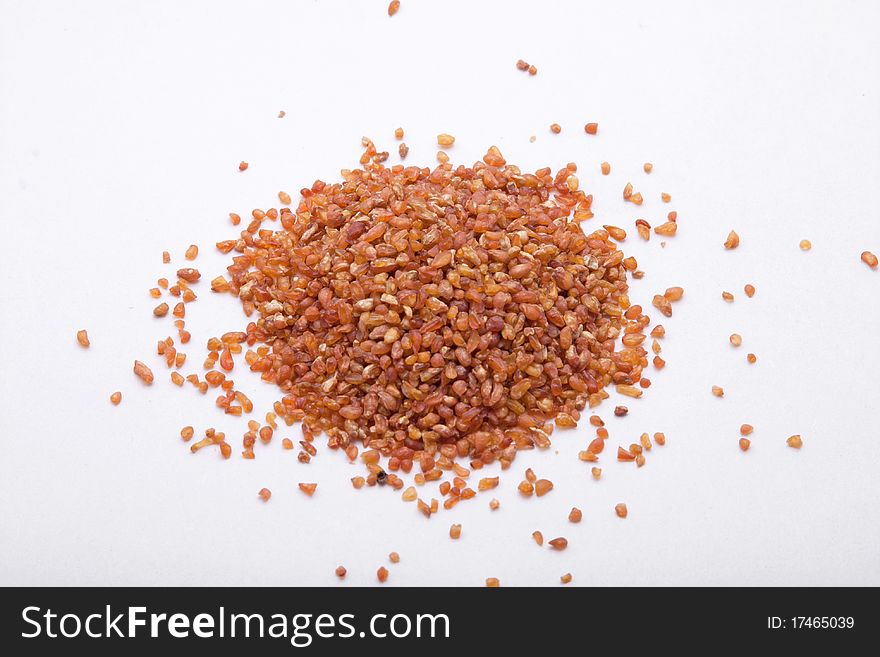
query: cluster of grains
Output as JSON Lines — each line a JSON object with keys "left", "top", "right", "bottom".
{"left": 614, "top": 429, "right": 664, "bottom": 469}
{"left": 95, "top": 131, "right": 693, "bottom": 584}
{"left": 739, "top": 425, "right": 753, "bottom": 451}
{"left": 188, "top": 427, "right": 232, "bottom": 458}
{"left": 71, "top": 4, "right": 855, "bottom": 583}
{"left": 517, "top": 467, "right": 553, "bottom": 497}
{"left": 210, "top": 143, "right": 651, "bottom": 482}
{"left": 515, "top": 59, "right": 538, "bottom": 76}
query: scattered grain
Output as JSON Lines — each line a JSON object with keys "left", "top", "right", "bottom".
{"left": 478, "top": 477, "right": 499, "bottom": 491}
{"left": 548, "top": 537, "right": 568, "bottom": 550}
{"left": 652, "top": 294, "right": 673, "bottom": 317}
{"left": 617, "top": 446, "right": 635, "bottom": 462}
{"left": 654, "top": 222, "right": 677, "bottom": 236}
{"left": 604, "top": 225, "right": 626, "bottom": 241}
{"left": 787, "top": 435, "right": 803, "bottom": 449}
{"left": 176, "top": 268, "right": 201, "bottom": 282}
{"left": 664, "top": 286, "right": 684, "bottom": 301}
{"left": 133, "top": 360, "right": 154, "bottom": 385}
{"left": 76, "top": 329, "right": 90, "bottom": 348}
{"left": 724, "top": 230, "right": 740, "bottom": 250}
{"left": 614, "top": 503, "right": 628, "bottom": 518}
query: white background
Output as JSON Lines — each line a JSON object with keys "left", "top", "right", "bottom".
{"left": 1, "top": 0, "right": 878, "bottom": 586}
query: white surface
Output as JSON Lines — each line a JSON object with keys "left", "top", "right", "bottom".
{"left": 1, "top": 0, "right": 879, "bottom": 587}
